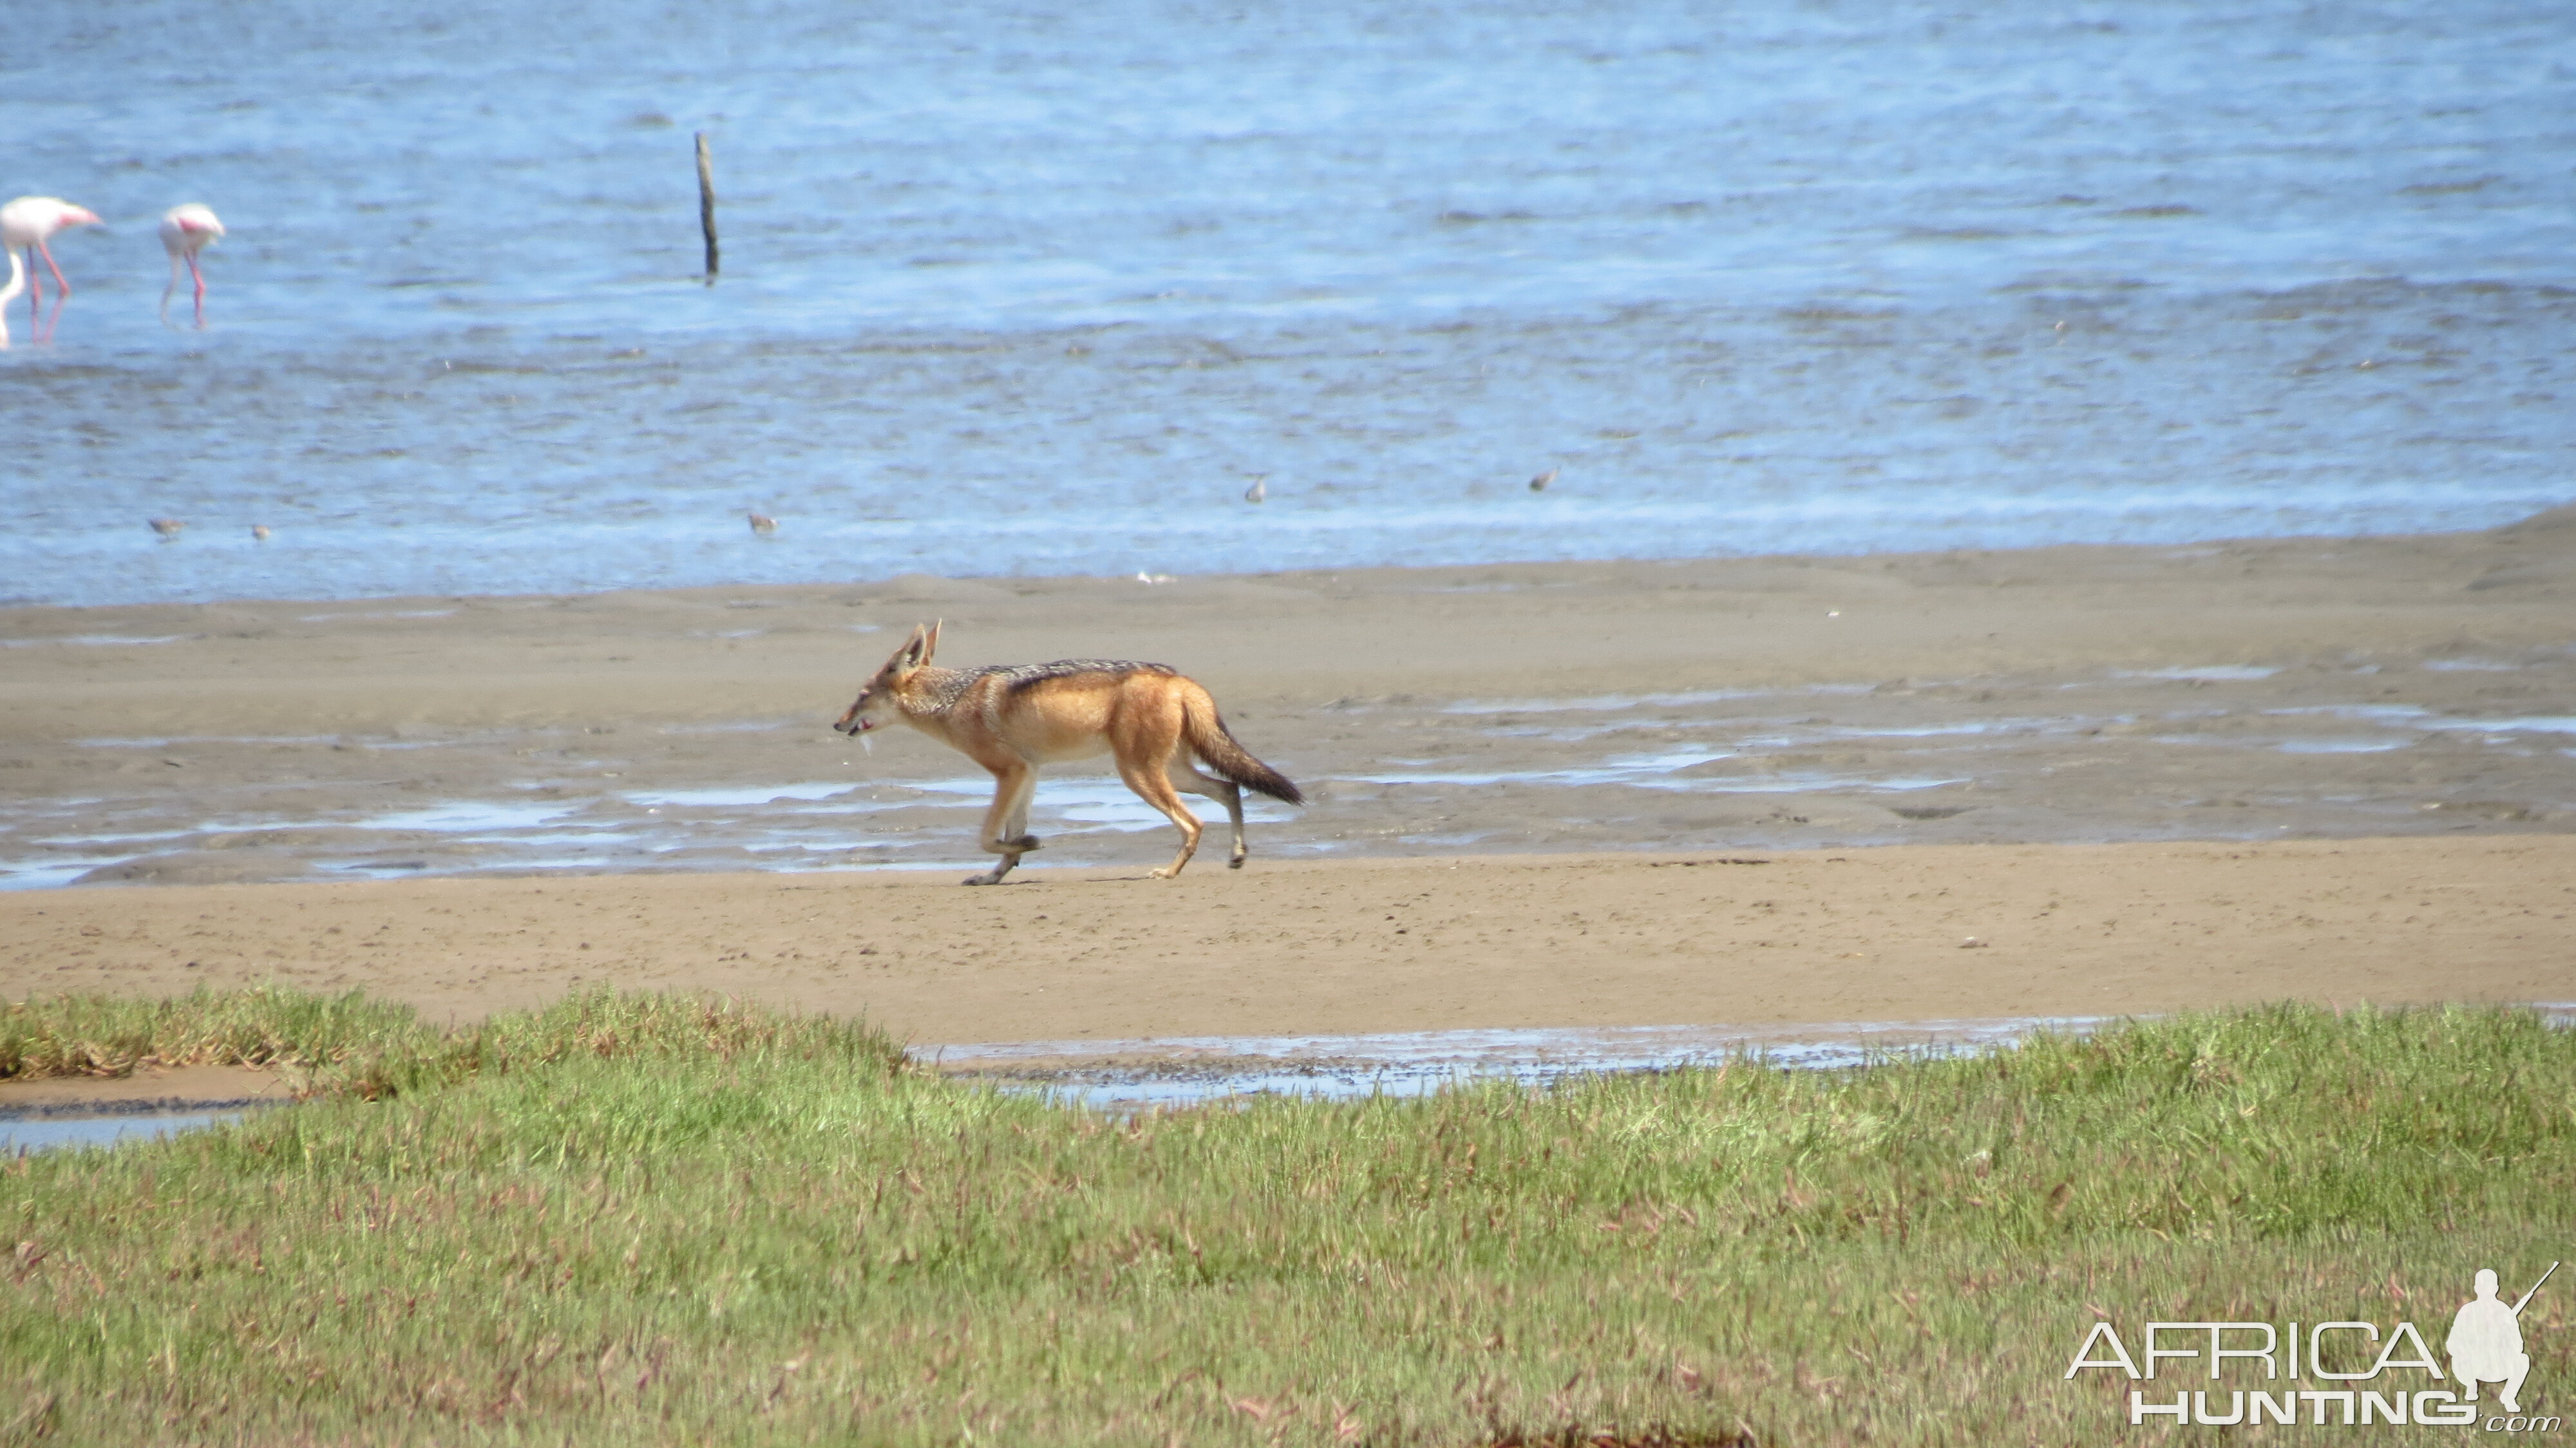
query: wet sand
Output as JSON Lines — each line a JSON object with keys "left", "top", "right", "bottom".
{"left": 3, "top": 512, "right": 2572, "bottom": 1076}
{"left": 0, "top": 1065, "right": 290, "bottom": 1112}
{"left": 3, "top": 508, "right": 2573, "bottom": 890}
{"left": 1, "top": 839, "right": 2569, "bottom": 1056}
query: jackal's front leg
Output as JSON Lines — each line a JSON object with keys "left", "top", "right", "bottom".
{"left": 965, "top": 760, "right": 1041, "bottom": 886}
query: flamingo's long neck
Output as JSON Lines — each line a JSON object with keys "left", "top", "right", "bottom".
{"left": 0, "top": 249, "right": 22, "bottom": 349}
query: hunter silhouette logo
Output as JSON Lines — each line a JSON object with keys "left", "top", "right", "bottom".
{"left": 2454, "top": 1262, "right": 2553, "bottom": 1416}
{"left": 2065, "top": 1261, "right": 2559, "bottom": 1431}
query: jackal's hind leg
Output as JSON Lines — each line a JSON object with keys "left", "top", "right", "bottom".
{"left": 965, "top": 761, "right": 1042, "bottom": 886}
{"left": 1122, "top": 758, "right": 1204, "bottom": 879}
{"left": 1169, "top": 761, "right": 1247, "bottom": 868}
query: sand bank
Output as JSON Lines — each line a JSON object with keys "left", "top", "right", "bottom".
{"left": 3, "top": 515, "right": 2571, "bottom": 1067}
{"left": 2, "top": 511, "right": 2571, "bottom": 889}
{"left": 3, "top": 839, "right": 2568, "bottom": 1053}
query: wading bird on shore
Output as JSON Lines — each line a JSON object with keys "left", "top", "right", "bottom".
{"left": 748, "top": 512, "right": 778, "bottom": 535}
{"left": 0, "top": 249, "right": 21, "bottom": 350}
{"left": 0, "top": 196, "right": 102, "bottom": 342}
{"left": 1528, "top": 468, "right": 1557, "bottom": 492}
{"left": 158, "top": 204, "right": 225, "bottom": 329}
{"left": 149, "top": 518, "right": 185, "bottom": 538}
{"left": 1242, "top": 474, "right": 1268, "bottom": 504}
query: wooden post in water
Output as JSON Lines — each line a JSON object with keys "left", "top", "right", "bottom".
{"left": 696, "top": 131, "right": 719, "bottom": 286}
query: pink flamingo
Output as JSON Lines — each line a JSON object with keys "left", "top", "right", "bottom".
{"left": 158, "top": 204, "right": 225, "bottom": 329}
{"left": 0, "top": 196, "right": 102, "bottom": 342}
{"left": 0, "top": 247, "right": 22, "bottom": 350}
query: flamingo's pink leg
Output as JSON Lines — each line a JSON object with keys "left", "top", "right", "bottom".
{"left": 189, "top": 254, "right": 207, "bottom": 329}
{"left": 21, "top": 249, "right": 38, "bottom": 332}
{"left": 34, "top": 240, "right": 68, "bottom": 300}
{"left": 32, "top": 242, "right": 72, "bottom": 343}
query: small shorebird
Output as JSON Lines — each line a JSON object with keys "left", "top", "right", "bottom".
{"left": 748, "top": 512, "right": 778, "bottom": 535}
{"left": 149, "top": 518, "right": 185, "bottom": 538}
{"left": 251, "top": 524, "right": 271, "bottom": 540}
{"left": 1, "top": 197, "right": 101, "bottom": 343}
{"left": 158, "top": 204, "right": 226, "bottom": 329}
{"left": 1242, "top": 474, "right": 1268, "bottom": 504}
{"left": 1528, "top": 468, "right": 1558, "bottom": 492}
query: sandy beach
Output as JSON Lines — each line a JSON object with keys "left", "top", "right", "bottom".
{"left": 5, "top": 509, "right": 2573, "bottom": 1061}
{"left": 3, "top": 837, "right": 2570, "bottom": 1048}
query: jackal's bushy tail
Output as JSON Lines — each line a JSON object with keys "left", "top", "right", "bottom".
{"left": 1183, "top": 700, "right": 1304, "bottom": 806}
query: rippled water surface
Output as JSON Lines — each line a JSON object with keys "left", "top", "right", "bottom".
{"left": 6, "top": 0, "right": 2574, "bottom": 605}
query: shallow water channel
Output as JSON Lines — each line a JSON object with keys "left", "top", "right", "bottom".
{"left": 5, "top": 1019, "right": 2085, "bottom": 1154}
{"left": 0, "top": 1107, "right": 260, "bottom": 1157}
{"left": 951, "top": 1007, "right": 2576, "bottom": 1113}
{"left": 919, "top": 1015, "right": 2116, "bottom": 1112}
{"left": 15, "top": 1008, "right": 2568, "bottom": 1150}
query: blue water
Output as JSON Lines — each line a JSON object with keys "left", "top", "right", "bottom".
{"left": 927, "top": 1016, "right": 2118, "bottom": 1111}
{"left": 0, "top": 1110, "right": 249, "bottom": 1155}
{"left": 5, "top": 0, "right": 2573, "bottom": 606}
{"left": 933, "top": 1005, "right": 2576, "bottom": 1111}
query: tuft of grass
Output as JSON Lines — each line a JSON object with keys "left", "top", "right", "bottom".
{"left": 0, "top": 984, "right": 429, "bottom": 1083}
{"left": 0, "top": 992, "right": 2567, "bottom": 1445}
{"left": 1, "top": 984, "right": 910, "bottom": 1098}
{"left": 347, "top": 986, "right": 913, "bottom": 1101}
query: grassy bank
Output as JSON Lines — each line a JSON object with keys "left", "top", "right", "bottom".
{"left": 2, "top": 991, "right": 2568, "bottom": 1446}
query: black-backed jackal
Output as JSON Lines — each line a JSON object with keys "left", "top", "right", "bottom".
{"left": 833, "top": 623, "right": 1304, "bottom": 884}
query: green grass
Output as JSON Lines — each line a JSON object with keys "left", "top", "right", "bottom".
{"left": 1, "top": 990, "right": 2568, "bottom": 1445}
{"left": 0, "top": 984, "right": 430, "bottom": 1086}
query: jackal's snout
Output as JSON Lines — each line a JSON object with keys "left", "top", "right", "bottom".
{"left": 833, "top": 692, "right": 882, "bottom": 735}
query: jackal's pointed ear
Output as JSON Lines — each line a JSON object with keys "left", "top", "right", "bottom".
{"left": 923, "top": 619, "right": 942, "bottom": 663}
{"left": 883, "top": 624, "right": 931, "bottom": 677}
